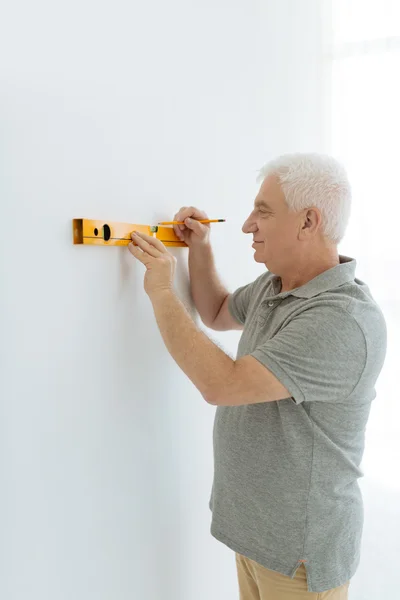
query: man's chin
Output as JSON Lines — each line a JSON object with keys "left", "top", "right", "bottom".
{"left": 253, "top": 249, "right": 269, "bottom": 267}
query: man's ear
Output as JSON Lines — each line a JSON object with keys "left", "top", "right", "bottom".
{"left": 299, "top": 207, "right": 321, "bottom": 239}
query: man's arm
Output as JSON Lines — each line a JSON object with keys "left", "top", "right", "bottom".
{"left": 208, "top": 294, "right": 244, "bottom": 331}
{"left": 150, "top": 290, "right": 290, "bottom": 405}
{"left": 188, "top": 242, "right": 231, "bottom": 328}
{"left": 128, "top": 229, "right": 288, "bottom": 405}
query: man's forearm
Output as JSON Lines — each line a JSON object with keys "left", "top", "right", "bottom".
{"left": 150, "top": 289, "right": 235, "bottom": 403}
{"left": 188, "top": 244, "right": 229, "bottom": 327}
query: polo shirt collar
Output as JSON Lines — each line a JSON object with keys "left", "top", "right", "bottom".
{"left": 271, "top": 255, "right": 357, "bottom": 299}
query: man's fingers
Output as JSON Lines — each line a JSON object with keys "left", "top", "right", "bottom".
{"left": 128, "top": 242, "right": 145, "bottom": 261}
{"left": 131, "top": 231, "right": 165, "bottom": 256}
{"left": 178, "top": 207, "right": 206, "bottom": 221}
{"left": 173, "top": 224, "right": 183, "bottom": 238}
{"left": 174, "top": 208, "right": 188, "bottom": 231}
{"left": 174, "top": 206, "right": 209, "bottom": 233}
{"left": 173, "top": 210, "right": 185, "bottom": 232}
{"left": 184, "top": 217, "right": 208, "bottom": 235}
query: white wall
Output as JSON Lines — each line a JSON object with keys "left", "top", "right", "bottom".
{"left": 327, "top": 6, "right": 400, "bottom": 597}
{"left": 0, "top": 1, "right": 324, "bottom": 598}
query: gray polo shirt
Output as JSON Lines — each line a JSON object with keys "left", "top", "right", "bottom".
{"left": 209, "top": 255, "right": 387, "bottom": 593}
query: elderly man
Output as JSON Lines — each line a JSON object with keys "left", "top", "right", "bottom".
{"left": 128, "top": 153, "right": 387, "bottom": 600}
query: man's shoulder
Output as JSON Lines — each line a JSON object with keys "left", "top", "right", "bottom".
{"left": 308, "top": 280, "right": 387, "bottom": 346}
{"left": 329, "top": 279, "right": 385, "bottom": 325}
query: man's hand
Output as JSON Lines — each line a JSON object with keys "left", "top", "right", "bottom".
{"left": 173, "top": 206, "right": 211, "bottom": 247}
{"left": 128, "top": 231, "right": 176, "bottom": 298}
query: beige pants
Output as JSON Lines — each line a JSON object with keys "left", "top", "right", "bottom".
{"left": 236, "top": 554, "right": 350, "bottom": 600}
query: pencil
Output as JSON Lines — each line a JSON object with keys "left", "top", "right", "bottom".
{"left": 158, "top": 219, "right": 226, "bottom": 225}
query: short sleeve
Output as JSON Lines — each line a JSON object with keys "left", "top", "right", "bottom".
{"left": 250, "top": 306, "right": 367, "bottom": 404}
{"left": 228, "top": 274, "right": 265, "bottom": 325}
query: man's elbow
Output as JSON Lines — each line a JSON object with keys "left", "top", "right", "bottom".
{"left": 204, "top": 391, "right": 219, "bottom": 406}
{"left": 203, "top": 363, "right": 237, "bottom": 406}
{"left": 203, "top": 385, "right": 227, "bottom": 406}
{"left": 204, "top": 389, "right": 230, "bottom": 406}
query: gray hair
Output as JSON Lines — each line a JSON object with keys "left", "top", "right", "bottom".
{"left": 257, "top": 153, "right": 351, "bottom": 244}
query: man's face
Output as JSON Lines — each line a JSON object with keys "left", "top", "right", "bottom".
{"left": 242, "top": 174, "right": 302, "bottom": 272}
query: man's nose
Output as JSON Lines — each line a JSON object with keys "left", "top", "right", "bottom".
{"left": 242, "top": 217, "right": 258, "bottom": 234}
